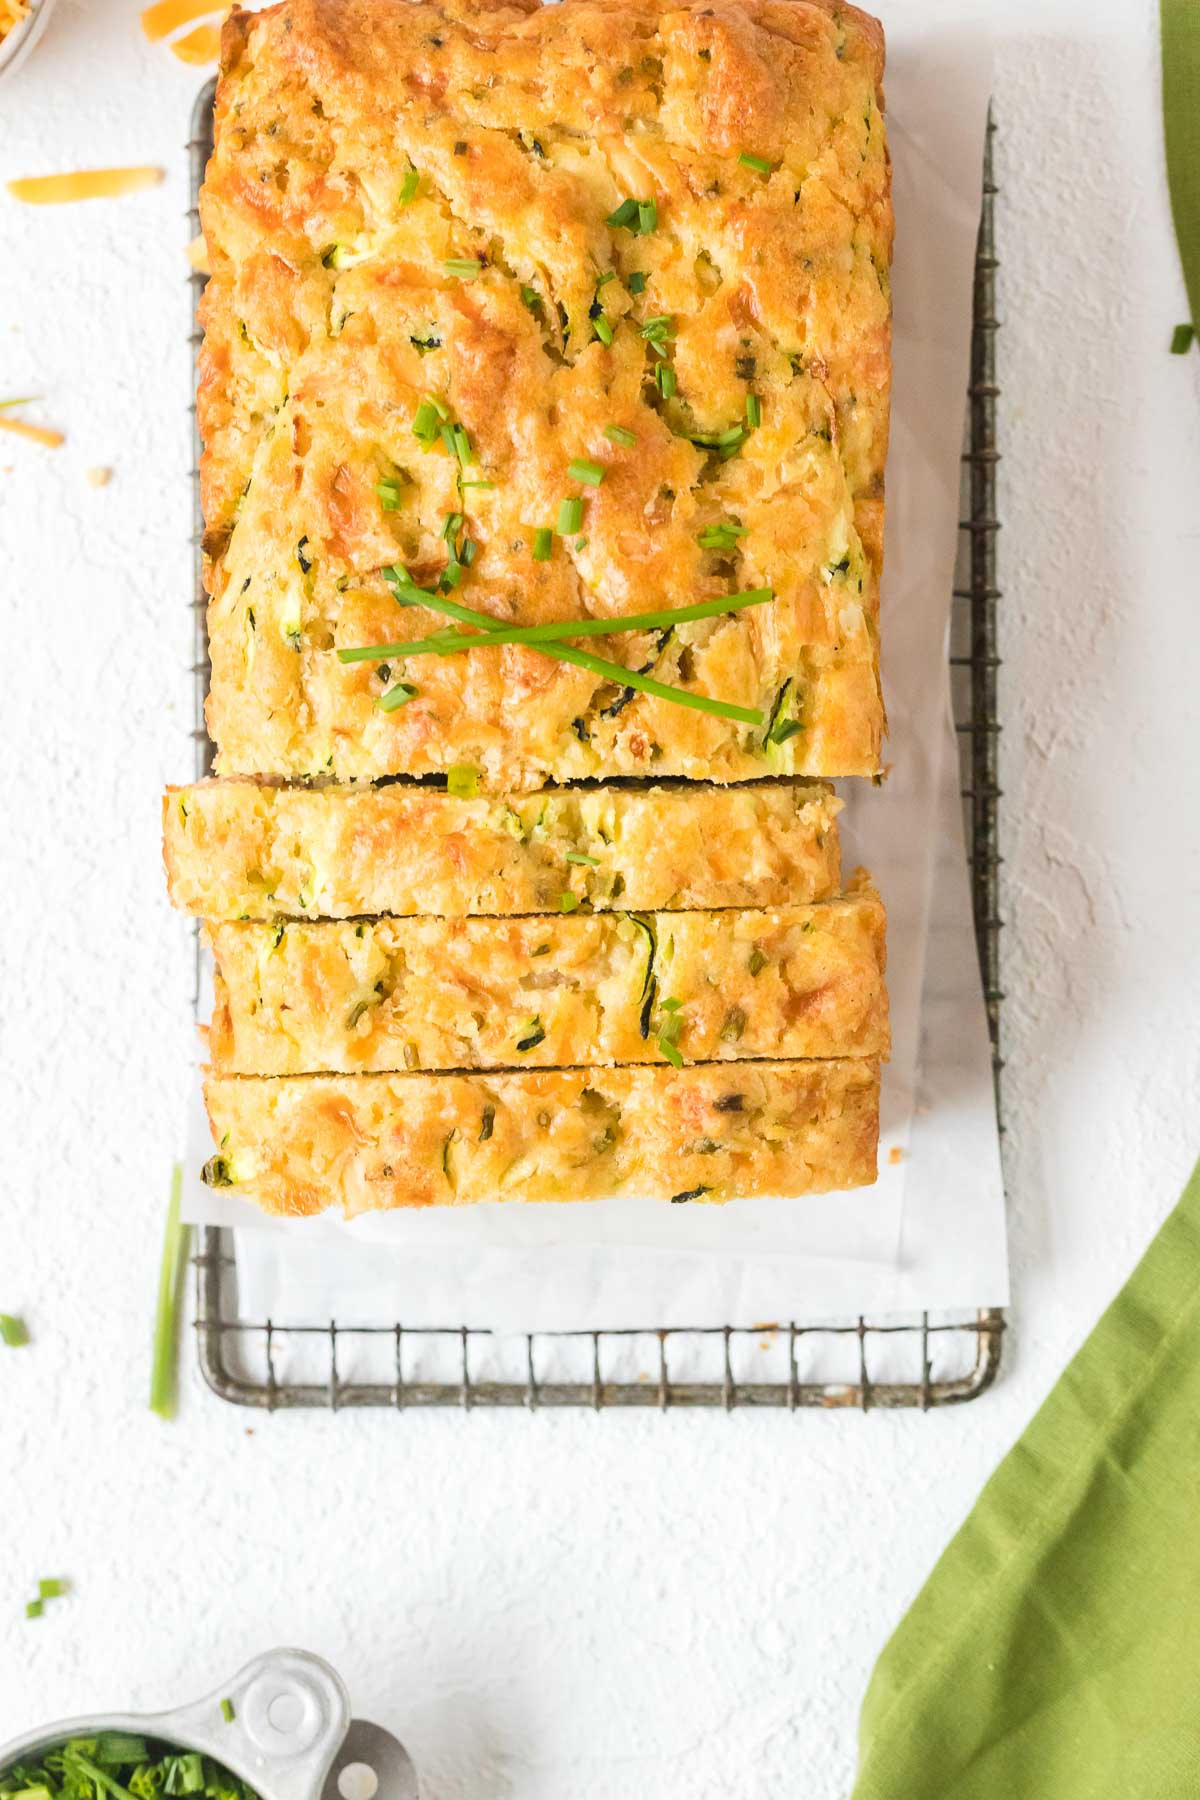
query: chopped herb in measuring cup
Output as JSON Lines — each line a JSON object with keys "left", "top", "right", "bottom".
{"left": 1, "top": 1737, "right": 263, "bottom": 1800}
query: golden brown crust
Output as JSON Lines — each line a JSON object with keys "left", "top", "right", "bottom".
{"left": 203, "top": 1057, "right": 881, "bottom": 1213}
{"left": 206, "top": 880, "right": 888, "bottom": 1073}
{"left": 199, "top": 0, "right": 890, "bottom": 786}
{"left": 163, "top": 777, "right": 843, "bottom": 919}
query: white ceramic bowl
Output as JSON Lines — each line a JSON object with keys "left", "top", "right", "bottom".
{"left": 0, "top": 0, "right": 58, "bottom": 85}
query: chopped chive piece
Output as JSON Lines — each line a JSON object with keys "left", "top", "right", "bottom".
{"left": 1171, "top": 322, "right": 1195, "bottom": 354}
{"left": 442, "top": 510, "right": 464, "bottom": 541}
{"left": 38, "top": 1578, "right": 67, "bottom": 1599}
{"left": 596, "top": 270, "right": 617, "bottom": 288}
{"left": 365, "top": 581, "right": 766, "bottom": 722}
{"left": 460, "top": 479, "right": 494, "bottom": 489}
{"left": 399, "top": 168, "right": 420, "bottom": 205}
{"left": 745, "top": 392, "right": 761, "bottom": 427}
{"left": 376, "top": 479, "right": 403, "bottom": 510}
{"left": 692, "top": 424, "right": 747, "bottom": 447}
{"left": 697, "top": 519, "right": 747, "bottom": 550}
{"left": 568, "top": 457, "right": 605, "bottom": 486}
{"left": 657, "top": 1036, "right": 684, "bottom": 1068}
{"left": 532, "top": 526, "right": 553, "bottom": 561}
{"left": 638, "top": 199, "right": 658, "bottom": 234}
{"left": 439, "top": 423, "right": 457, "bottom": 456}
{"left": 350, "top": 582, "right": 774, "bottom": 659}
{"left": 593, "top": 315, "right": 614, "bottom": 346}
{"left": 628, "top": 271, "right": 647, "bottom": 294}
{"left": 95, "top": 1738, "right": 149, "bottom": 1766}
{"left": 521, "top": 284, "right": 541, "bottom": 311}
{"left": 574, "top": 535, "right": 588, "bottom": 549}
{"left": 412, "top": 399, "right": 439, "bottom": 443}
{"left": 557, "top": 496, "right": 584, "bottom": 535}
{"left": 604, "top": 424, "right": 637, "bottom": 447}
{"left": 559, "top": 891, "right": 580, "bottom": 913}
{"left": 25, "top": 1599, "right": 43, "bottom": 1619}
{"left": 566, "top": 851, "right": 599, "bottom": 865}
{"left": 641, "top": 315, "right": 673, "bottom": 346}
{"left": 221, "top": 1699, "right": 236, "bottom": 1723}
{"left": 452, "top": 423, "right": 473, "bottom": 465}
{"left": 170, "top": 1755, "right": 206, "bottom": 1794}
{"left": 444, "top": 257, "right": 482, "bottom": 278}
{"left": 516, "top": 1017, "right": 546, "bottom": 1051}
{"left": 429, "top": 395, "right": 451, "bottom": 420}
{"left": 739, "top": 151, "right": 776, "bottom": 175}
{"left": 149, "top": 1164, "right": 189, "bottom": 1421}
{"left": 0, "top": 1313, "right": 29, "bottom": 1347}
{"left": 606, "top": 197, "right": 639, "bottom": 229}
{"left": 378, "top": 681, "right": 418, "bottom": 711}
{"left": 440, "top": 561, "right": 464, "bottom": 591}
{"left": 447, "top": 763, "right": 481, "bottom": 797}
{"left": 461, "top": 538, "right": 478, "bottom": 565}
{"left": 655, "top": 363, "right": 676, "bottom": 398}
{"left": 660, "top": 996, "right": 682, "bottom": 1012}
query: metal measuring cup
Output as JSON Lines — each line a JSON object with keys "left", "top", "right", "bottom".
{"left": 0, "top": 1651, "right": 417, "bottom": 1800}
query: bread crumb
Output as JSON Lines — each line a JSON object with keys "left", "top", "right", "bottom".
{"left": 888, "top": 1146, "right": 904, "bottom": 1165}
{"left": 86, "top": 466, "right": 112, "bottom": 488}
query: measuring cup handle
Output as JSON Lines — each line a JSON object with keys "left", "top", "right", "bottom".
{"left": 149, "top": 1649, "right": 351, "bottom": 1800}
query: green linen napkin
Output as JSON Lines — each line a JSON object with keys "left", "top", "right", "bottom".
{"left": 1163, "top": 0, "right": 1200, "bottom": 341}
{"left": 853, "top": 1155, "right": 1200, "bottom": 1800}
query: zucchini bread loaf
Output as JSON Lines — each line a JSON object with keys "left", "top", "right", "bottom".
{"left": 203, "top": 1060, "right": 881, "bottom": 1215}
{"left": 206, "top": 880, "right": 887, "bottom": 1074}
{"left": 173, "top": 0, "right": 892, "bottom": 1216}
{"left": 199, "top": 0, "right": 891, "bottom": 788}
{"left": 165, "top": 777, "right": 842, "bottom": 919}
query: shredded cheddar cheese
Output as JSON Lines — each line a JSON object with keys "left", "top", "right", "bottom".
{"left": 0, "top": 414, "right": 64, "bottom": 449}
{"left": 185, "top": 234, "right": 211, "bottom": 275}
{"left": 0, "top": 0, "right": 31, "bottom": 46}
{"left": 7, "top": 168, "right": 164, "bottom": 204}
{"left": 170, "top": 20, "right": 221, "bottom": 61}
{"left": 140, "top": 0, "right": 221, "bottom": 40}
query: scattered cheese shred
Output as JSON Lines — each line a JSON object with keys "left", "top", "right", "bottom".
{"left": 170, "top": 20, "right": 221, "bottom": 62}
{"left": 86, "top": 466, "right": 112, "bottom": 487}
{"left": 140, "top": 0, "right": 221, "bottom": 39}
{"left": 7, "top": 167, "right": 164, "bottom": 205}
{"left": 185, "top": 234, "right": 211, "bottom": 275}
{"left": 0, "top": 416, "right": 64, "bottom": 449}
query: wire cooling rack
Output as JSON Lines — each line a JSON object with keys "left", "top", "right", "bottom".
{"left": 186, "top": 84, "right": 1004, "bottom": 1412}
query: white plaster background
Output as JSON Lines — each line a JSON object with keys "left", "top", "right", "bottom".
{"left": 1, "top": 0, "right": 1198, "bottom": 1793}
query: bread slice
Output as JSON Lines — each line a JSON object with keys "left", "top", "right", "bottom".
{"left": 203, "top": 1058, "right": 880, "bottom": 1214}
{"left": 206, "top": 881, "right": 887, "bottom": 1074}
{"left": 164, "top": 777, "right": 842, "bottom": 920}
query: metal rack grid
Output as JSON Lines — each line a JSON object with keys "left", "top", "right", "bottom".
{"left": 186, "top": 84, "right": 1004, "bottom": 1412}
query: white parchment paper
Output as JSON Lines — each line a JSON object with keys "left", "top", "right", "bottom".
{"left": 181, "top": 19, "right": 1009, "bottom": 1329}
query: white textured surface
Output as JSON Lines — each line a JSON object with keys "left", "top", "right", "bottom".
{"left": 1, "top": 1, "right": 1198, "bottom": 1794}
